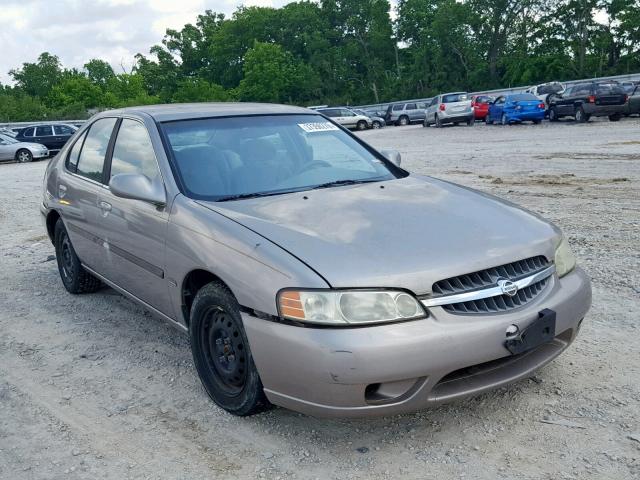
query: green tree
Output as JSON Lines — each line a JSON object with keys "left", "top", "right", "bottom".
{"left": 9, "top": 52, "right": 63, "bottom": 98}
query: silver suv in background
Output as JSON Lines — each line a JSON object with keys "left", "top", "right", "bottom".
{"left": 385, "top": 102, "right": 427, "bottom": 126}
{"left": 424, "top": 92, "right": 474, "bottom": 127}
{"left": 315, "top": 107, "right": 371, "bottom": 130}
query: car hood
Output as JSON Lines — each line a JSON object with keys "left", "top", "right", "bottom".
{"left": 198, "top": 176, "right": 560, "bottom": 294}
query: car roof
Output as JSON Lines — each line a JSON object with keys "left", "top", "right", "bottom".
{"left": 102, "top": 102, "right": 313, "bottom": 122}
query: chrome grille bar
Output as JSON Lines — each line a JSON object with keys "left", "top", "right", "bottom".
{"left": 421, "top": 265, "right": 556, "bottom": 308}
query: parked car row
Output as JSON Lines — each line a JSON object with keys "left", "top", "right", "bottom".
{"left": 378, "top": 79, "right": 640, "bottom": 129}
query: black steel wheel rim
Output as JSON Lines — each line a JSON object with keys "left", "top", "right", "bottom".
{"left": 60, "top": 233, "right": 74, "bottom": 282}
{"left": 200, "top": 306, "right": 247, "bottom": 395}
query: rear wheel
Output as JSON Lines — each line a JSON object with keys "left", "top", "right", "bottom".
{"left": 501, "top": 113, "right": 509, "bottom": 125}
{"left": 575, "top": 106, "right": 589, "bottom": 123}
{"left": 608, "top": 113, "right": 621, "bottom": 122}
{"left": 435, "top": 114, "right": 442, "bottom": 128}
{"left": 16, "top": 149, "right": 33, "bottom": 163}
{"left": 398, "top": 115, "right": 409, "bottom": 126}
{"left": 190, "top": 282, "right": 271, "bottom": 416}
{"left": 467, "top": 117, "right": 474, "bottom": 126}
{"left": 54, "top": 219, "right": 102, "bottom": 294}
{"left": 372, "top": 120, "right": 382, "bottom": 129}
{"left": 549, "top": 107, "right": 559, "bottom": 122}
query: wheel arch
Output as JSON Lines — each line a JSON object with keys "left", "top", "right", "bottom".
{"left": 181, "top": 269, "right": 236, "bottom": 327}
{"left": 46, "top": 209, "right": 61, "bottom": 244}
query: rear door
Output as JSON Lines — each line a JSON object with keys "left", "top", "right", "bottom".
{"left": 339, "top": 108, "right": 357, "bottom": 127}
{"left": 34, "top": 125, "right": 54, "bottom": 149}
{"left": 57, "top": 118, "right": 118, "bottom": 271}
{"left": 96, "top": 118, "right": 172, "bottom": 315}
{"left": 0, "top": 137, "right": 15, "bottom": 161}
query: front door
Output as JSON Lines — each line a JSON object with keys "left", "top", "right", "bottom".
{"left": 96, "top": 118, "right": 172, "bottom": 316}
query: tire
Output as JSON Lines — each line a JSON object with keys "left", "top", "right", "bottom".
{"left": 372, "top": 121, "right": 382, "bottom": 129}
{"left": 486, "top": 116, "right": 494, "bottom": 125}
{"left": 16, "top": 149, "right": 33, "bottom": 163}
{"left": 54, "top": 219, "right": 102, "bottom": 294}
{"left": 608, "top": 113, "right": 621, "bottom": 122}
{"left": 501, "top": 113, "right": 509, "bottom": 125}
{"left": 549, "top": 107, "right": 559, "bottom": 122}
{"left": 575, "top": 106, "right": 588, "bottom": 123}
{"left": 189, "top": 282, "right": 271, "bottom": 416}
{"left": 435, "top": 114, "right": 442, "bottom": 128}
{"left": 398, "top": 116, "right": 409, "bottom": 126}
{"left": 356, "top": 120, "right": 367, "bottom": 130}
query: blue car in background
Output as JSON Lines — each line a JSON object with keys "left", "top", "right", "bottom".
{"left": 487, "top": 93, "right": 546, "bottom": 125}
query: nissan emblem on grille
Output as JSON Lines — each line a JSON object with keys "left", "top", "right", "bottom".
{"left": 497, "top": 279, "right": 519, "bottom": 297}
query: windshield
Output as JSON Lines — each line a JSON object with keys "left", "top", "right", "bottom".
{"left": 442, "top": 93, "right": 468, "bottom": 103}
{"left": 538, "top": 84, "right": 563, "bottom": 95}
{"left": 0, "top": 133, "right": 18, "bottom": 144}
{"left": 161, "top": 114, "right": 398, "bottom": 201}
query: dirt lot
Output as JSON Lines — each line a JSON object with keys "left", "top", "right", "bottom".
{"left": 1, "top": 117, "right": 639, "bottom": 480}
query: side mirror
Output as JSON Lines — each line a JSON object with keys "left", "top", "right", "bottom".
{"left": 380, "top": 149, "right": 401, "bottom": 167}
{"left": 110, "top": 173, "right": 166, "bottom": 206}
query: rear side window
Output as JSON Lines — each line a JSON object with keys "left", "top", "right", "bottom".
{"left": 36, "top": 125, "right": 53, "bottom": 136}
{"left": 66, "top": 130, "right": 88, "bottom": 172}
{"left": 596, "top": 83, "right": 624, "bottom": 95}
{"left": 405, "top": 103, "right": 417, "bottom": 110}
{"left": 54, "top": 125, "right": 75, "bottom": 135}
{"left": 75, "top": 118, "right": 117, "bottom": 183}
{"left": 109, "top": 119, "right": 160, "bottom": 181}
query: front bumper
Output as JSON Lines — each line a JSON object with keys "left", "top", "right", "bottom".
{"left": 33, "top": 150, "right": 49, "bottom": 159}
{"left": 244, "top": 267, "right": 591, "bottom": 417}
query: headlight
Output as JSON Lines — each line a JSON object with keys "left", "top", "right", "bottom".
{"left": 555, "top": 237, "right": 576, "bottom": 277}
{"left": 278, "top": 289, "right": 427, "bottom": 326}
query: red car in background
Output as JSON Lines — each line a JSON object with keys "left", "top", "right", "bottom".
{"left": 471, "top": 95, "right": 493, "bottom": 121}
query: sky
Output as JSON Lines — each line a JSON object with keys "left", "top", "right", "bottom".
{"left": 0, "top": 0, "right": 298, "bottom": 84}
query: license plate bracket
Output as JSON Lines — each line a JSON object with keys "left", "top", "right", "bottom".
{"left": 504, "top": 309, "right": 556, "bottom": 355}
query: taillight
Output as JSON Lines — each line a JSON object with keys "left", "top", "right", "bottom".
{"left": 538, "top": 103, "right": 545, "bottom": 109}
{"left": 439, "top": 103, "right": 446, "bottom": 111}
{"left": 587, "top": 95, "right": 596, "bottom": 103}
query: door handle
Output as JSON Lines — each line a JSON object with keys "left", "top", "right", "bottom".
{"left": 98, "top": 201, "right": 112, "bottom": 212}
{"left": 58, "top": 184, "right": 67, "bottom": 198}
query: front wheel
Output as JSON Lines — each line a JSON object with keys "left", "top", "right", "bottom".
{"left": 16, "top": 149, "right": 33, "bottom": 163}
{"left": 190, "top": 282, "right": 271, "bottom": 416}
{"left": 356, "top": 120, "right": 367, "bottom": 130}
{"left": 54, "top": 219, "right": 102, "bottom": 294}
{"left": 467, "top": 117, "right": 474, "bottom": 126}
{"left": 608, "top": 113, "right": 621, "bottom": 122}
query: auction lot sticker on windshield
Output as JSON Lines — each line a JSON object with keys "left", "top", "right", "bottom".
{"left": 298, "top": 122, "right": 340, "bottom": 133}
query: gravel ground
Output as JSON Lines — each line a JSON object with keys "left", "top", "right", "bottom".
{"left": 1, "top": 116, "right": 639, "bottom": 480}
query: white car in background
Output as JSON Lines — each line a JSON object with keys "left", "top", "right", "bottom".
{"left": 315, "top": 107, "right": 371, "bottom": 130}
{"left": 525, "top": 82, "right": 565, "bottom": 108}
{"left": 0, "top": 133, "right": 49, "bottom": 163}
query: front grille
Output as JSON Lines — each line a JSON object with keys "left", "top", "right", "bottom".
{"left": 431, "top": 256, "right": 551, "bottom": 314}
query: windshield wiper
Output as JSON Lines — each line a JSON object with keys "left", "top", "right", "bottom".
{"left": 311, "top": 178, "right": 381, "bottom": 190}
{"left": 216, "top": 188, "right": 305, "bottom": 202}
